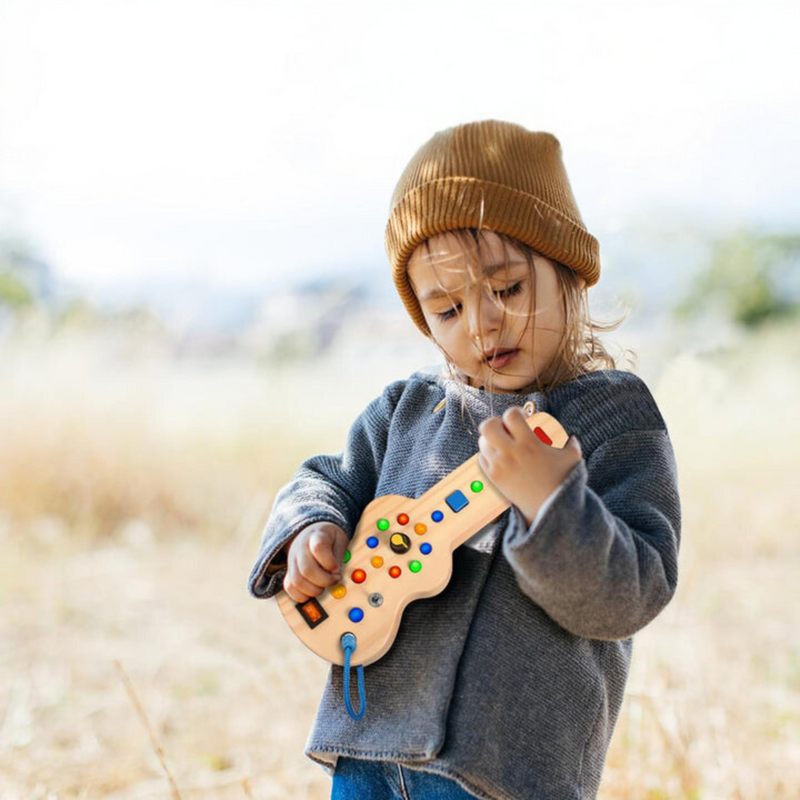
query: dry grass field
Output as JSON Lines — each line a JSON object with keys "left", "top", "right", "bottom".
{"left": 1, "top": 318, "right": 798, "bottom": 799}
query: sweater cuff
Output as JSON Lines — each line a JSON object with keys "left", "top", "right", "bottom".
{"left": 248, "top": 534, "right": 298, "bottom": 598}
{"left": 266, "top": 548, "right": 288, "bottom": 574}
{"left": 529, "top": 477, "right": 571, "bottom": 531}
{"left": 506, "top": 458, "right": 585, "bottom": 548}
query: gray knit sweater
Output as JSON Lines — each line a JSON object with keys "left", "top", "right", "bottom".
{"left": 247, "top": 366, "right": 681, "bottom": 800}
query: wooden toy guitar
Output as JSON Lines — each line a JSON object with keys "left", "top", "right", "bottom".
{"left": 277, "top": 400, "right": 568, "bottom": 669}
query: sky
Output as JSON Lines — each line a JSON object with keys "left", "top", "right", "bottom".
{"left": 1, "top": 0, "right": 798, "bottom": 294}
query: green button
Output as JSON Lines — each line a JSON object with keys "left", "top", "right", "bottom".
{"left": 377, "top": 518, "right": 390, "bottom": 531}
{"left": 409, "top": 560, "right": 422, "bottom": 573}
{"left": 343, "top": 550, "right": 351, "bottom": 563}
{"left": 471, "top": 480, "right": 483, "bottom": 493}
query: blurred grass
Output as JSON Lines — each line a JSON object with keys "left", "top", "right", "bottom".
{"left": 0, "top": 319, "right": 798, "bottom": 798}
{"left": 0, "top": 329, "right": 384, "bottom": 545}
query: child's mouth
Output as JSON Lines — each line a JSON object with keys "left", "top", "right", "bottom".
{"left": 485, "top": 349, "right": 518, "bottom": 369}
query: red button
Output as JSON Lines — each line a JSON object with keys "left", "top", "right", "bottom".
{"left": 534, "top": 426, "right": 553, "bottom": 446}
{"left": 397, "top": 513, "right": 409, "bottom": 525}
{"left": 352, "top": 569, "right": 366, "bottom": 584}
{"left": 389, "top": 566, "right": 401, "bottom": 578}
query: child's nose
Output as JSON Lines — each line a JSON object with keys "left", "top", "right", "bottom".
{"left": 463, "top": 290, "right": 502, "bottom": 341}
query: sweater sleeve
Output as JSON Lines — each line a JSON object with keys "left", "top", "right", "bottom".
{"left": 502, "top": 428, "right": 681, "bottom": 641}
{"left": 247, "top": 382, "right": 400, "bottom": 599}
{"left": 529, "top": 479, "right": 568, "bottom": 529}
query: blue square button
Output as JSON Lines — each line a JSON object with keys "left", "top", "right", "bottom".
{"left": 445, "top": 489, "right": 469, "bottom": 513}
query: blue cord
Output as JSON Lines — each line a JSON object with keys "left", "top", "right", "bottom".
{"left": 341, "top": 633, "right": 366, "bottom": 720}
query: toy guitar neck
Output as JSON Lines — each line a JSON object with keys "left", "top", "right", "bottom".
{"left": 277, "top": 400, "right": 568, "bottom": 667}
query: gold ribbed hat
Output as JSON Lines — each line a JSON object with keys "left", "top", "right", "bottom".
{"left": 385, "top": 120, "right": 600, "bottom": 336}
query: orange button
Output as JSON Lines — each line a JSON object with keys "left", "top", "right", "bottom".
{"left": 351, "top": 569, "right": 366, "bottom": 584}
{"left": 300, "top": 600, "right": 323, "bottom": 623}
{"left": 414, "top": 523, "right": 427, "bottom": 535}
{"left": 331, "top": 584, "right": 346, "bottom": 599}
{"left": 397, "top": 513, "right": 409, "bottom": 525}
{"left": 371, "top": 556, "right": 384, "bottom": 568}
{"left": 389, "top": 566, "right": 401, "bottom": 578}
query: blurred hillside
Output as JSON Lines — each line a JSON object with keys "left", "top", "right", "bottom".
{"left": 2, "top": 221, "right": 798, "bottom": 382}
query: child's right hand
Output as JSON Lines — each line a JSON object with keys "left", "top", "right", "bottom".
{"left": 282, "top": 522, "right": 349, "bottom": 604}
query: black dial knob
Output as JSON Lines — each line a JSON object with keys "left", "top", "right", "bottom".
{"left": 390, "top": 532, "right": 411, "bottom": 554}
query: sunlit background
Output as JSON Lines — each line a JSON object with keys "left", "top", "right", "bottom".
{"left": 1, "top": 1, "right": 798, "bottom": 798}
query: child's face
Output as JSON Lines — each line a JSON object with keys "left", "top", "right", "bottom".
{"left": 408, "top": 230, "right": 569, "bottom": 394}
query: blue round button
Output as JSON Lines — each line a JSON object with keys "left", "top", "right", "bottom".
{"left": 420, "top": 543, "right": 432, "bottom": 555}
{"left": 367, "top": 536, "right": 379, "bottom": 548}
{"left": 348, "top": 607, "right": 364, "bottom": 623}
{"left": 431, "top": 510, "right": 444, "bottom": 522}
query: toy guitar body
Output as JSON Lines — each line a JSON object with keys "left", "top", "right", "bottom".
{"left": 277, "top": 400, "right": 569, "bottom": 667}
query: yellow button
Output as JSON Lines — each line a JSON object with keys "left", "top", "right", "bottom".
{"left": 371, "top": 556, "right": 384, "bottom": 568}
{"left": 415, "top": 523, "right": 427, "bottom": 535}
{"left": 331, "top": 584, "right": 347, "bottom": 599}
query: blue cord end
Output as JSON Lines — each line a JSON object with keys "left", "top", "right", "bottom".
{"left": 341, "top": 632, "right": 366, "bottom": 720}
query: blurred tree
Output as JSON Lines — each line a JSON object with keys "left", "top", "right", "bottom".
{"left": 0, "top": 235, "right": 53, "bottom": 311}
{"left": 54, "top": 295, "right": 104, "bottom": 329}
{"left": 0, "top": 269, "right": 34, "bottom": 309}
{"left": 674, "top": 228, "right": 800, "bottom": 328}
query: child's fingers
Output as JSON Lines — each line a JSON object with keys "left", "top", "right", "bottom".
{"left": 295, "top": 537, "right": 340, "bottom": 587}
{"left": 568, "top": 435, "right": 583, "bottom": 456}
{"left": 331, "top": 530, "right": 349, "bottom": 570}
{"left": 286, "top": 555, "right": 339, "bottom": 599}
{"left": 308, "top": 529, "right": 344, "bottom": 576}
{"left": 283, "top": 572, "right": 318, "bottom": 604}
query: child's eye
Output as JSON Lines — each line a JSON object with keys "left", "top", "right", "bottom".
{"left": 497, "top": 281, "right": 523, "bottom": 300}
{"left": 435, "top": 282, "right": 524, "bottom": 323}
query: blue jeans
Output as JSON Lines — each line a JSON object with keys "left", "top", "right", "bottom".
{"left": 331, "top": 756, "right": 479, "bottom": 799}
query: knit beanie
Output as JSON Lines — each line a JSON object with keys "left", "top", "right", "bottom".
{"left": 385, "top": 119, "right": 600, "bottom": 336}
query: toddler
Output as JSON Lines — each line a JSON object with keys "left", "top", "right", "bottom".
{"left": 248, "top": 120, "right": 681, "bottom": 800}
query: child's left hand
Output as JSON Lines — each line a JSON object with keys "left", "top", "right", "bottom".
{"left": 478, "top": 407, "right": 584, "bottom": 527}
